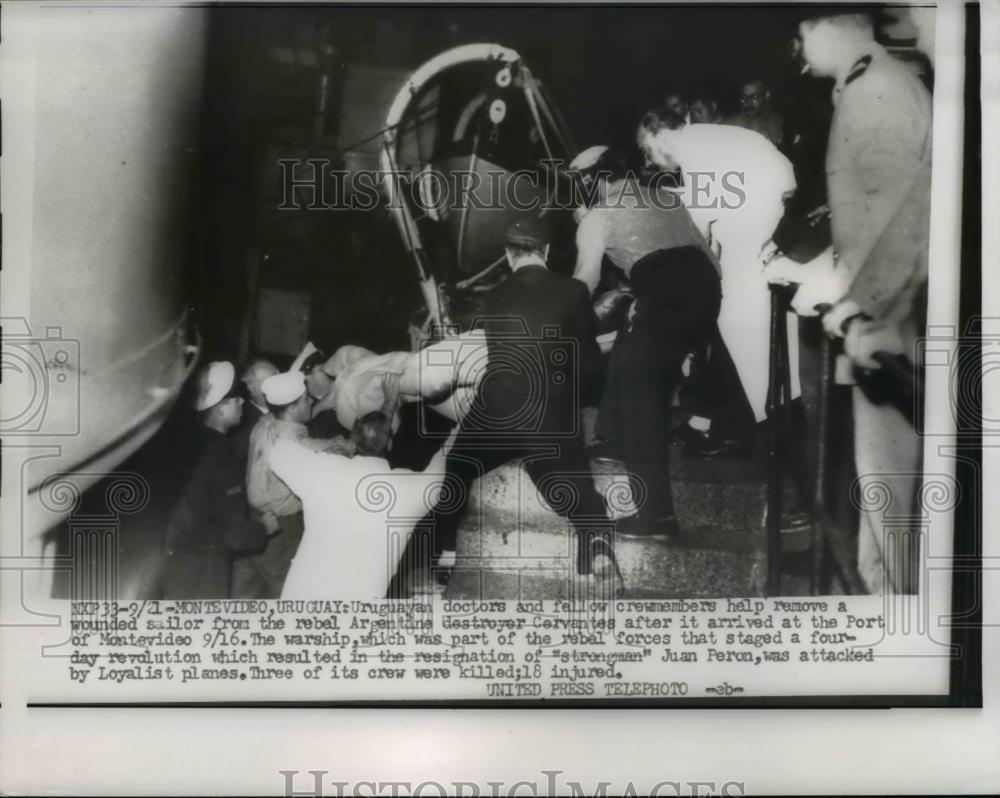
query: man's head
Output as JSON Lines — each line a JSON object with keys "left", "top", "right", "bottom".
{"left": 241, "top": 358, "right": 279, "bottom": 408}
{"left": 195, "top": 361, "right": 244, "bottom": 432}
{"left": 663, "top": 90, "right": 689, "bottom": 120}
{"left": 689, "top": 90, "right": 722, "bottom": 124}
{"left": 636, "top": 107, "right": 688, "bottom": 171}
{"left": 351, "top": 411, "right": 393, "bottom": 458}
{"left": 738, "top": 79, "right": 770, "bottom": 117}
{"left": 262, "top": 370, "right": 313, "bottom": 424}
{"left": 503, "top": 217, "right": 550, "bottom": 270}
{"left": 301, "top": 349, "right": 333, "bottom": 401}
{"left": 797, "top": 11, "right": 875, "bottom": 78}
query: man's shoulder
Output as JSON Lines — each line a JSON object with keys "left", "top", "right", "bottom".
{"left": 527, "top": 267, "right": 588, "bottom": 302}
{"left": 840, "top": 49, "right": 929, "bottom": 108}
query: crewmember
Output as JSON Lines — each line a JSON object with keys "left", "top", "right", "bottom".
{"left": 241, "top": 370, "right": 352, "bottom": 597}
{"left": 420, "top": 217, "right": 618, "bottom": 592}
{"left": 793, "top": 8, "right": 932, "bottom": 594}
{"left": 272, "top": 415, "right": 456, "bottom": 599}
{"left": 637, "top": 108, "right": 801, "bottom": 451}
{"left": 160, "top": 362, "right": 269, "bottom": 598}
{"left": 571, "top": 146, "right": 722, "bottom": 537}
{"left": 231, "top": 358, "right": 278, "bottom": 461}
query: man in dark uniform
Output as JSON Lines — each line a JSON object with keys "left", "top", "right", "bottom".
{"left": 160, "top": 361, "right": 270, "bottom": 598}
{"left": 423, "top": 217, "right": 616, "bottom": 591}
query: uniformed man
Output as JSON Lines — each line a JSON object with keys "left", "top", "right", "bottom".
{"left": 160, "top": 361, "right": 270, "bottom": 598}
{"left": 240, "top": 370, "right": 352, "bottom": 597}
{"left": 793, "top": 8, "right": 932, "bottom": 594}
{"left": 417, "top": 217, "right": 618, "bottom": 593}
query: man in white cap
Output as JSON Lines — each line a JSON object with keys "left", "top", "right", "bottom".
{"left": 160, "top": 361, "right": 269, "bottom": 598}
{"left": 239, "top": 369, "right": 352, "bottom": 597}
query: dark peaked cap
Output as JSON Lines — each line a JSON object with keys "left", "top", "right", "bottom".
{"left": 504, "top": 216, "right": 550, "bottom": 250}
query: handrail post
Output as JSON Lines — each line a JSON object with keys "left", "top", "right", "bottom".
{"left": 811, "top": 333, "right": 834, "bottom": 595}
{"left": 765, "top": 286, "right": 784, "bottom": 596}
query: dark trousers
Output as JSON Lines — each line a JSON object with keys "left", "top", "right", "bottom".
{"left": 687, "top": 325, "right": 757, "bottom": 442}
{"left": 602, "top": 247, "right": 721, "bottom": 520}
{"left": 231, "top": 512, "right": 304, "bottom": 598}
{"left": 426, "top": 434, "right": 613, "bottom": 575}
{"left": 159, "top": 551, "right": 232, "bottom": 599}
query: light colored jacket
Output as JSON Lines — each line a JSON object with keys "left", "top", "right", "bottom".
{"left": 826, "top": 43, "right": 932, "bottom": 281}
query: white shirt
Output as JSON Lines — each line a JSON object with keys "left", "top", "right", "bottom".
{"left": 271, "top": 440, "right": 447, "bottom": 599}
{"left": 659, "top": 123, "right": 796, "bottom": 242}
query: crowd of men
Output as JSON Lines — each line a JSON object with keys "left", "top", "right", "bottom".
{"left": 158, "top": 6, "right": 934, "bottom": 600}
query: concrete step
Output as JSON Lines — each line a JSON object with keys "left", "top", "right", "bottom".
{"left": 446, "top": 532, "right": 767, "bottom": 600}
{"left": 463, "top": 454, "right": 799, "bottom": 531}
{"left": 444, "top": 447, "right": 812, "bottom": 600}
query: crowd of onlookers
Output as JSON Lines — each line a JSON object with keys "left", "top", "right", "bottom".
{"left": 156, "top": 6, "right": 935, "bottom": 600}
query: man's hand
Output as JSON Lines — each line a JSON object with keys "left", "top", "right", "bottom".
{"left": 322, "top": 436, "right": 355, "bottom": 456}
{"left": 789, "top": 248, "right": 846, "bottom": 317}
{"left": 806, "top": 203, "right": 830, "bottom": 227}
{"left": 844, "top": 318, "right": 907, "bottom": 369}
{"left": 822, "top": 298, "right": 863, "bottom": 339}
{"left": 759, "top": 239, "right": 780, "bottom": 265}
{"left": 262, "top": 513, "right": 282, "bottom": 537}
{"left": 593, "top": 288, "right": 634, "bottom": 324}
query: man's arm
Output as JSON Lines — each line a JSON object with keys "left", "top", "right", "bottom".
{"left": 573, "top": 211, "right": 605, "bottom": 295}
{"left": 571, "top": 280, "right": 605, "bottom": 406}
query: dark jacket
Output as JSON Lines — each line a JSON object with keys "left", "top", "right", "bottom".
{"left": 164, "top": 427, "right": 268, "bottom": 556}
{"left": 231, "top": 402, "right": 265, "bottom": 463}
{"left": 468, "top": 263, "right": 602, "bottom": 438}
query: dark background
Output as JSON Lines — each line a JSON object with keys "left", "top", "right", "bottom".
{"left": 193, "top": 4, "right": 820, "bottom": 363}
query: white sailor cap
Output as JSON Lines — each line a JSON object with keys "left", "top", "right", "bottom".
{"left": 261, "top": 370, "right": 306, "bottom": 406}
{"left": 195, "top": 361, "right": 237, "bottom": 412}
{"left": 568, "top": 145, "right": 609, "bottom": 172}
